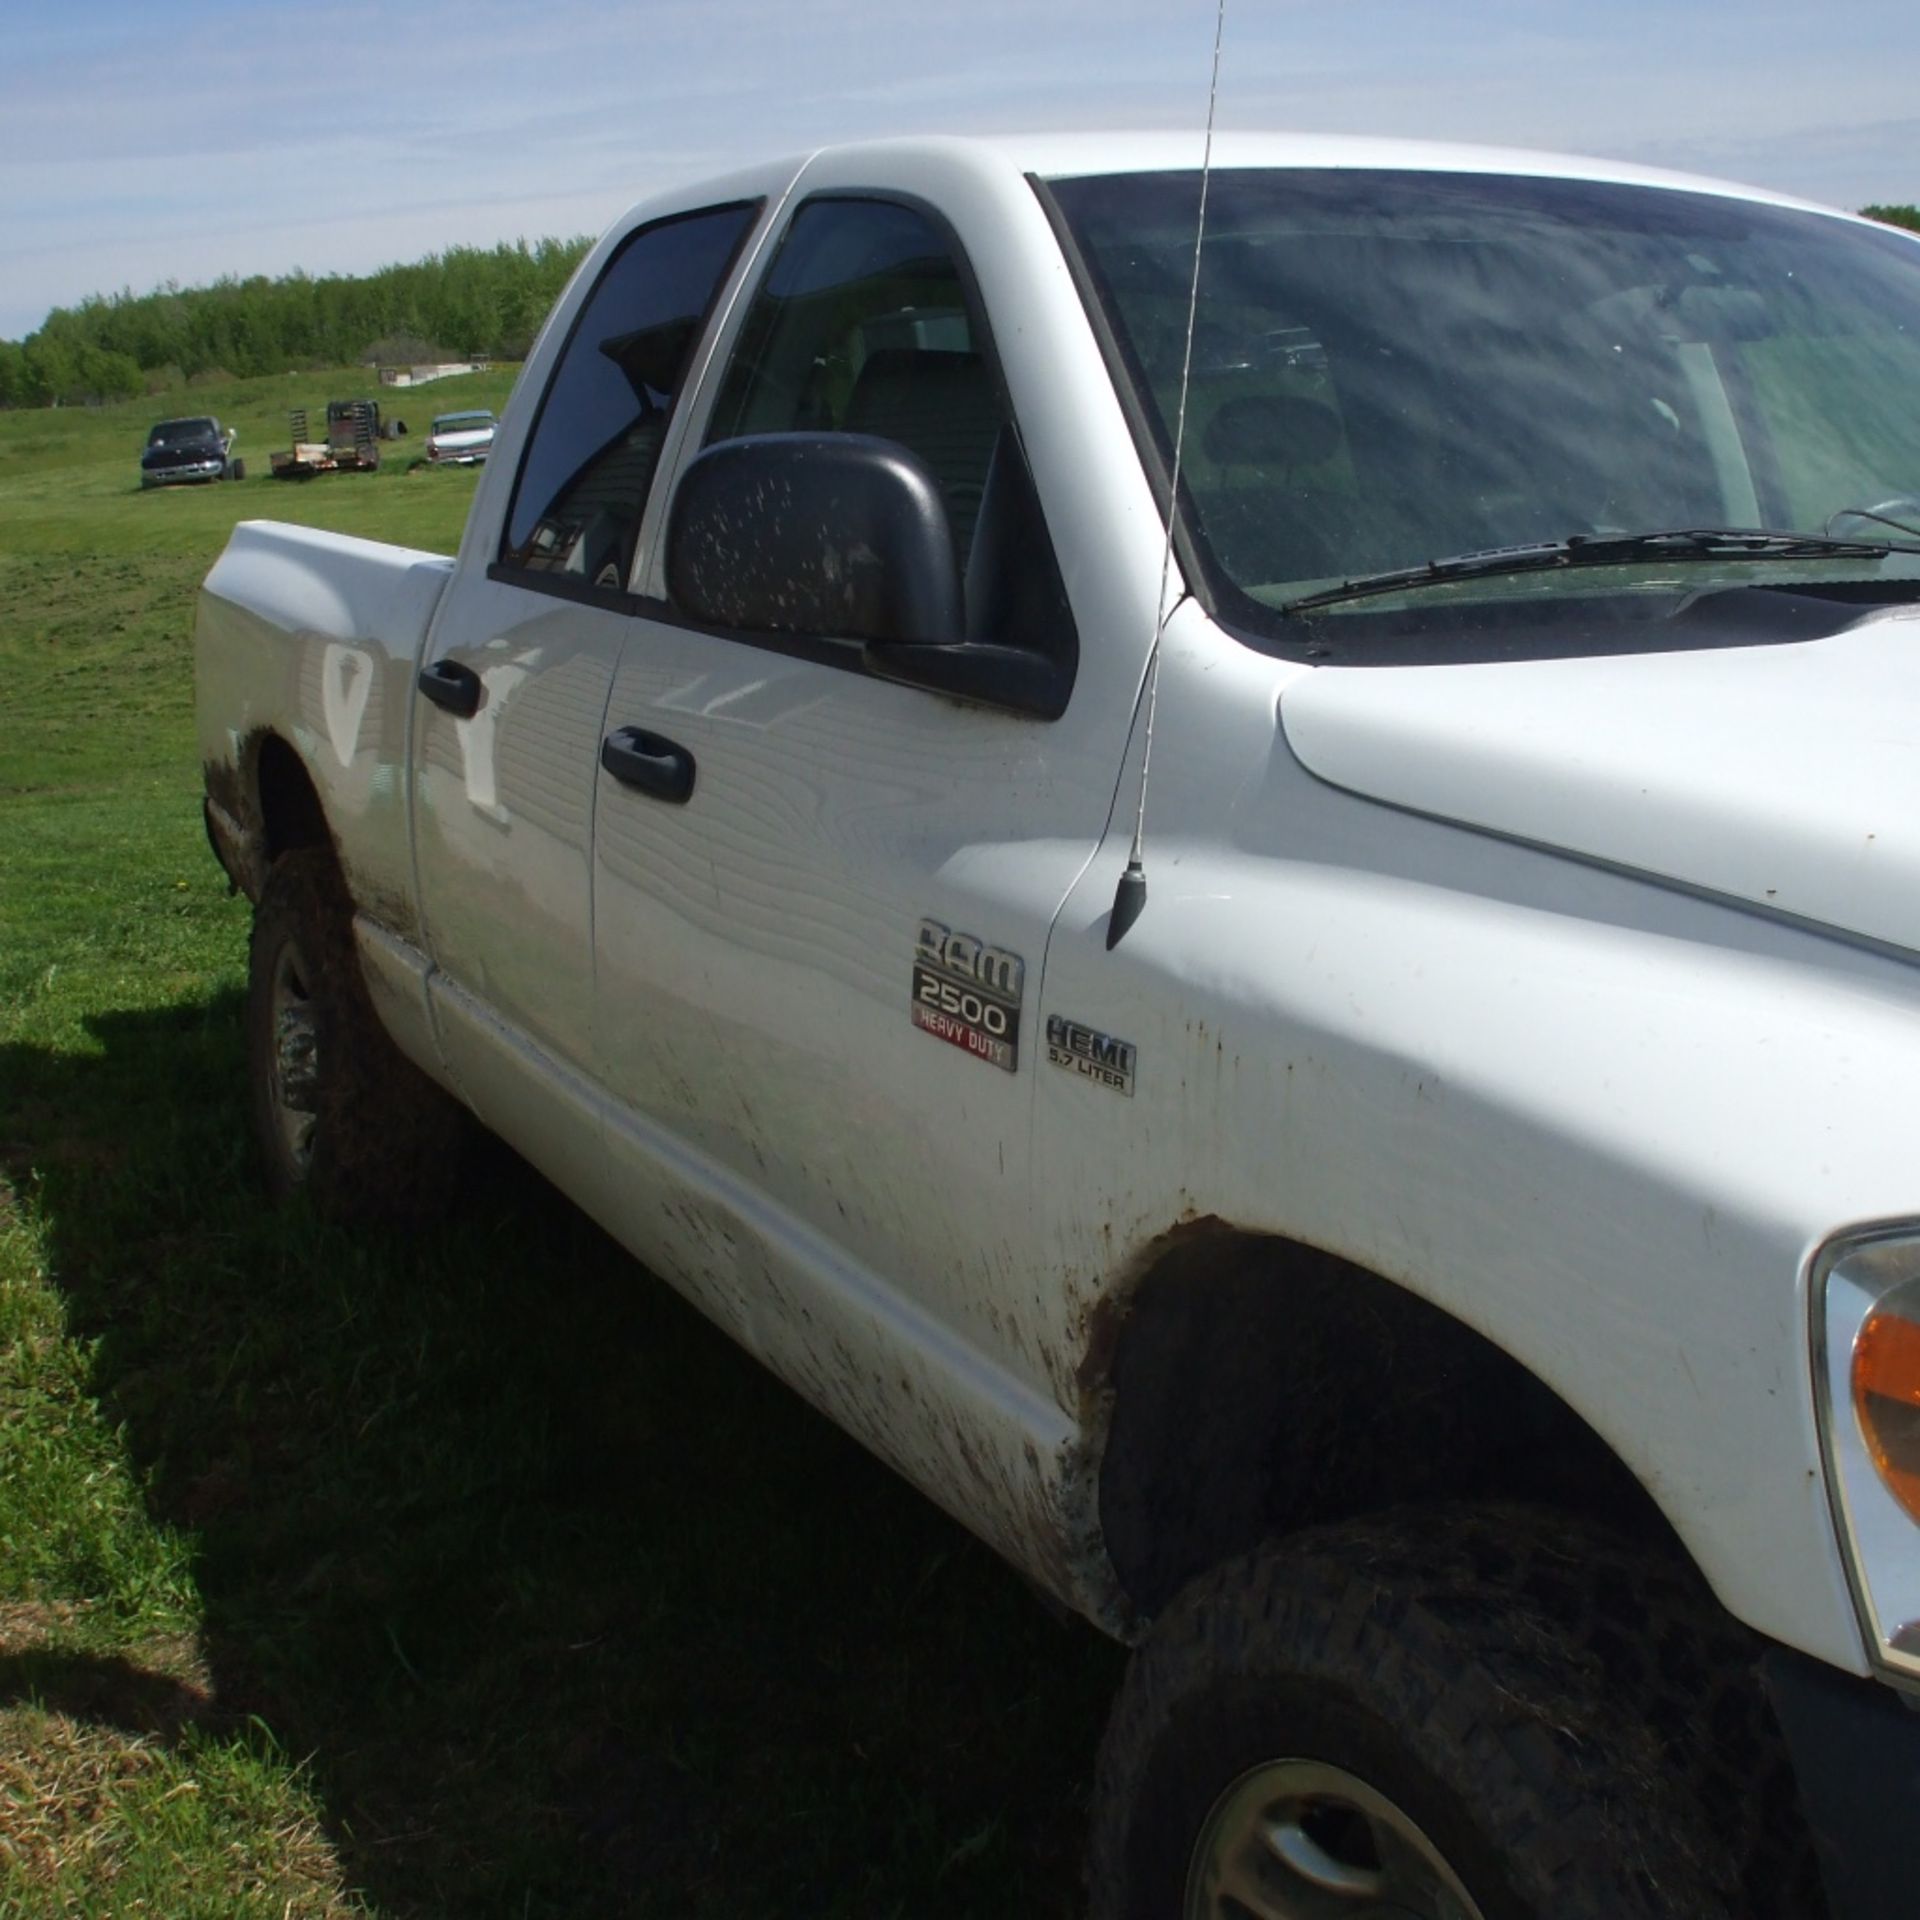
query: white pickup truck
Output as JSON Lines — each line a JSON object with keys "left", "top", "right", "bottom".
{"left": 197, "top": 133, "right": 1920, "bottom": 1919}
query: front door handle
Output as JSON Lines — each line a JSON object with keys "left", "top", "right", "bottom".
{"left": 601, "top": 726, "right": 695, "bottom": 804}
{"left": 417, "top": 658, "right": 481, "bottom": 717}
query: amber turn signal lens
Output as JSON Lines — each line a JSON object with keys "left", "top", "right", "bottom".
{"left": 1853, "top": 1290, "right": 1920, "bottom": 1523}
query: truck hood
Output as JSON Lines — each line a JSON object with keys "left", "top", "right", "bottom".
{"left": 1279, "top": 601, "right": 1920, "bottom": 954}
{"left": 143, "top": 438, "right": 221, "bottom": 466}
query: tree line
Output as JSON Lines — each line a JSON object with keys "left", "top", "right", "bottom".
{"left": 4, "top": 205, "right": 1917, "bottom": 410}
{"left": 0, "top": 236, "right": 593, "bottom": 409}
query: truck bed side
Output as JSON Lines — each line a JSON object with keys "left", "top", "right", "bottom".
{"left": 196, "top": 518, "right": 453, "bottom": 940}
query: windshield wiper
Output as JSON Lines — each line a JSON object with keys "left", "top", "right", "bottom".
{"left": 1278, "top": 527, "right": 1915, "bottom": 616}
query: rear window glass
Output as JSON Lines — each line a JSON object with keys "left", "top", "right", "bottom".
{"left": 500, "top": 201, "right": 758, "bottom": 588}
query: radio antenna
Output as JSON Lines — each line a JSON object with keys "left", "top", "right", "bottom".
{"left": 1107, "top": 0, "right": 1228, "bottom": 950}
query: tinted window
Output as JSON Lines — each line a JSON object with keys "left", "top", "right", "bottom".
{"left": 501, "top": 202, "right": 758, "bottom": 586}
{"left": 708, "top": 197, "right": 1075, "bottom": 659}
{"left": 711, "top": 199, "right": 1004, "bottom": 549}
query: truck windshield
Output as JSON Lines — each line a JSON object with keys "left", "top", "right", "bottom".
{"left": 1045, "top": 169, "right": 1920, "bottom": 646}
{"left": 149, "top": 419, "right": 216, "bottom": 444}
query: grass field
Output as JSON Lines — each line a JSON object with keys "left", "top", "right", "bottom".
{"left": 0, "top": 372, "right": 1119, "bottom": 1916}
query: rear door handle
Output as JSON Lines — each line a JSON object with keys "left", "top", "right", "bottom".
{"left": 600, "top": 726, "right": 695, "bottom": 804}
{"left": 417, "top": 658, "right": 481, "bottom": 717}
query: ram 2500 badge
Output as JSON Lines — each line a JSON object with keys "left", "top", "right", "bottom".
{"left": 196, "top": 133, "right": 1920, "bottom": 1920}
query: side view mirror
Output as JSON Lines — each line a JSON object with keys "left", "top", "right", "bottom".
{"left": 668, "top": 433, "right": 962, "bottom": 646}
{"left": 668, "top": 433, "right": 1067, "bottom": 718}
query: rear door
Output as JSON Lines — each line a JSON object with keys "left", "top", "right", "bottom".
{"left": 412, "top": 197, "right": 763, "bottom": 1182}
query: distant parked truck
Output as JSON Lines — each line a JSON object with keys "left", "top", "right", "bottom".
{"left": 140, "top": 416, "right": 242, "bottom": 487}
{"left": 269, "top": 399, "right": 388, "bottom": 479}
{"left": 424, "top": 409, "right": 496, "bottom": 465}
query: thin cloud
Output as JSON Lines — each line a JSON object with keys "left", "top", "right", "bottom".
{"left": 2, "top": 0, "right": 1913, "bottom": 340}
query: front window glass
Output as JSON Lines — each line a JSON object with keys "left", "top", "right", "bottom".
{"left": 1049, "top": 170, "right": 1920, "bottom": 644}
{"left": 709, "top": 197, "right": 998, "bottom": 554}
{"left": 501, "top": 201, "right": 757, "bottom": 587}
{"left": 150, "top": 418, "right": 215, "bottom": 443}
{"left": 704, "top": 196, "right": 1076, "bottom": 659}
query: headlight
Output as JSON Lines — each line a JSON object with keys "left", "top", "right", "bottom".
{"left": 1814, "top": 1227, "right": 1920, "bottom": 1682}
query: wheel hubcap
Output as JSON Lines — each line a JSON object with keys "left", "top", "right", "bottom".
{"left": 268, "top": 942, "right": 320, "bottom": 1174}
{"left": 1184, "top": 1759, "right": 1486, "bottom": 1920}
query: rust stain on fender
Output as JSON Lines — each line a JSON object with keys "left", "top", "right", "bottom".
{"left": 1043, "top": 1212, "right": 1236, "bottom": 1642}
{"left": 201, "top": 730, "right": 272, "bottom": 901}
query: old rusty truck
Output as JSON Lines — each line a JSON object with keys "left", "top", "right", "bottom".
{"left": 197, "top": 134, "right": 1920, "bottom": 1920}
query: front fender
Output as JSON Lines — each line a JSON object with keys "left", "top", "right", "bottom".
{"left": 1033, "top": 614, "right": 1917, "bottom": 1671}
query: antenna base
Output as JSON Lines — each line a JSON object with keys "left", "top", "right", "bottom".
{"left": 1106, "top": 864, "right": 1148, "bottom": 950}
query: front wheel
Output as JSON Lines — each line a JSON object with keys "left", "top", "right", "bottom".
{"left": 246, "top": 847, "right": 466, "bottom": 1224}
{"left": 1088, "top": 1507, "right": 1819, "bottom": 1920}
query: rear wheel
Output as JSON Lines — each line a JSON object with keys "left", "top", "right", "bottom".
{"left": 246, "top": 847, "right": 466, "bottom": 1225}
{"left": 1088, "top": 1506, "right": 1821, "bottom": 1920}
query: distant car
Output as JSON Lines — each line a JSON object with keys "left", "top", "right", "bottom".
{"left": 141, "top": 416, "right": 241, "bottom": 488}
{"left": 425, "top": 409, "right": 496, "bottom": 466}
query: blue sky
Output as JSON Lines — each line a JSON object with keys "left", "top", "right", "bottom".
{"left": 2, "top": 0, "right": 1914, "bottom": 341}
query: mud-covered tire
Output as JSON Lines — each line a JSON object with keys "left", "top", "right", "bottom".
{"left": 1088, "top": 1505, "right": 1822, "bottom": 1920}
{"left": 246, "top": 847, "right": 466, "bottom": 1226}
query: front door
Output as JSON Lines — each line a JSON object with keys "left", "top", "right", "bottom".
{"left": 588, "top": 186, "right": 1152, "bottom": 1395}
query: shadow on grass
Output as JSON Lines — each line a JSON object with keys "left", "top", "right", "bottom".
{"left": 4, "top": 993, "right": 1121, "bottom": 1919}
{"left": 0, "top": 1649, "right": 211, "bottom": 1739}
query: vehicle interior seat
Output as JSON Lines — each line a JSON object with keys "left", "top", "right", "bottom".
{"left": 843, "top": 348, "right": 999, "bottom": 558}
{"left": 535, "top": 416, "right": 668, "bottom": 582}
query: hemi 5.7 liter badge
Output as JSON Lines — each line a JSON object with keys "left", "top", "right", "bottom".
{"left": 1046, "top": 1014, "right": 1137, "bottom": 1096}
{"left": 912, "top": 919, "right": 1024, "bottom": 1073}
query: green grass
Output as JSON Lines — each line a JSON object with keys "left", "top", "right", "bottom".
{"left": 0, "top": 373, "right": 1118, "bottom": 1915}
